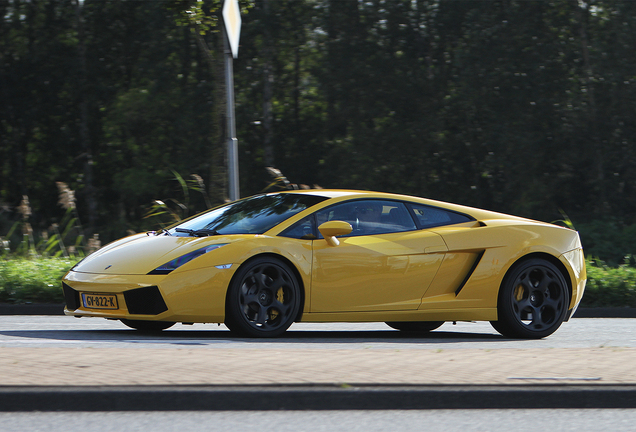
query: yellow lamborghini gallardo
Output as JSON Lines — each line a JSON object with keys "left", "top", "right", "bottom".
{"left": 62, "top": 190, "right": 586, "bottom": 339}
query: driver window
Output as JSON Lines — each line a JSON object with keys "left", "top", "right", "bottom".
{"left": 315, "top": 200, "right": 416, "bottom": 237}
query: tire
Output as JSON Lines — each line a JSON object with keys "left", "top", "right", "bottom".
{"left": 120, "top": 319, "right": 175, "bottom": 332}
{"left": 491, "top": 258, "right": 569, "bottom": 339}
{"left": 225, "top": 257, "right": 301, "bottom": 338}
{"left": 385, "top": 321, "right": 444, "bottom": 333}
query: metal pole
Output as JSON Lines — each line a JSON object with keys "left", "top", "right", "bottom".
{"left": 223, "top": 20, "right": 240, "bottom": 201}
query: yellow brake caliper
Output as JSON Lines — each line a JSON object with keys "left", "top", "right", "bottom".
{"left": 269, "top": 288, "right": 285, "bottom": 321}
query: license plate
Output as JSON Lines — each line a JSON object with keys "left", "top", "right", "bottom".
{"left": 82, "top": 293, "right": 119, "bottom": 310}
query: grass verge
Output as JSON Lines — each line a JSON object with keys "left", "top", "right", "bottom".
{"left": 0, "top": 257, "right": 635, "bottom": 308}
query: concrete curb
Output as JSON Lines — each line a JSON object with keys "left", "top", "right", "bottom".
{"left": 1, "top": 304, "right": 635, "bottom": 318}
{"left": 1, "top": 384, "right": 636, "bottom": 411}
{"left": 573, "top": 307, "right": 636, "bottom": 318}
{"left": 0, "top": 303, "right": 65, "bottom": 315}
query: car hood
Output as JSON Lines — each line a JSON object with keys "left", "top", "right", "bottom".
{"left": 71, "top": 233, "right": 236, "bottom": 275}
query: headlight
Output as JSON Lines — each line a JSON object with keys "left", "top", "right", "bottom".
{"left": 148, "top": 244, "right": 228, "bottom": 275}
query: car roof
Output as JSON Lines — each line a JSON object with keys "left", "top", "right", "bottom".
{"left": 273, "top": 189, "right": 539, "bottom": 224}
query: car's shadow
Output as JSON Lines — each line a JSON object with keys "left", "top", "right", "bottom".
{"left": 0, "top": 328, "right": 509, "bottom": 344}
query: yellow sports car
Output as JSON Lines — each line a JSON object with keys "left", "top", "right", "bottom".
{"left": 62, "top": 190, "right": 586, "bottom": 339}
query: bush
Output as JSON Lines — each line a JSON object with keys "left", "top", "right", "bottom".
{"left": 581, "top": 258, "right": 636, "bottom": 308}
{"left": 0, "top": 257, "right": 635, "bottom": 308}
{"left": 0, "top": 257, "right": 75, "bottom": 304}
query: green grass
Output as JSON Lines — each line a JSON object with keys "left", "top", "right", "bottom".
{"left": 0, "top": 257, "right": 75, "bottom": 304}
{"left": 0, "top": 257, "right": 634, "bottom": 307}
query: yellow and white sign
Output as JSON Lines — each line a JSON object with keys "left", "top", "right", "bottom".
{"left": 223, "top": 0, "right": 241, "bottom": 58}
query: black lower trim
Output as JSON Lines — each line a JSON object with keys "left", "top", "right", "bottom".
{"left": 62, "top": 283, "right": 80, "bottom": 310}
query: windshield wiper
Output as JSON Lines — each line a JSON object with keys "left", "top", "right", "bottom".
{"left": 175, "top": 228, "right": 220, "bottom": 237}
{"left": 148, "top": 230, "right": 171, "bottom": 236}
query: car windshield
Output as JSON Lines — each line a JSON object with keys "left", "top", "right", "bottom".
{"left": 170, "top": 193, "right": 328, "bottom": 236}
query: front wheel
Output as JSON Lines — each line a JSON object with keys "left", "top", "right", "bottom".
{"left": 225, "top": 257, "right": 301, "bottom": 338}
{"left": 385, "top": 321, "right": 444, "bottom": 333}
{"left": 491, "top": 259, "right": 569, "bottom": 339}
{"left": 120, "top": 319, "right": 175, "bottom": 332}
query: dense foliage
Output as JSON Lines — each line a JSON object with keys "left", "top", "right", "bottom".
{"left": 584, "top": 259, "right": 636, "bottom": 308}
{"left": 1, "top": 1, "right": 636, "bottom": 263}
{"left": 0, "top": 256, "right": 633, "bottom": 308}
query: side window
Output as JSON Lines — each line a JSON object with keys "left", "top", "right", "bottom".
{"left": 315, "top": 200, "right": 416, "bottom": 237}
{"left": 408, "top": 204, "right": 473, "bottom": 228}
{"left": 279, "top": 215, "right": 316, "bottom": 239}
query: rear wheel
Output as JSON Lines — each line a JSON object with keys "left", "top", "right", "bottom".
{"left": 225, "top": 257, "right": 301, "bottom": 338}
{"left": 120, "top": 319, "right": 175, "bottom": 332}
{"left": 385, "top": 321, "right": 444, "bottom": 333}
{"left": 491, "top": 258, "right": 569, "bottom": 339}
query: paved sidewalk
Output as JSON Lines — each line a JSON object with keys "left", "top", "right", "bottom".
{"left": 2, "top": 345, "right": 636, "bottom": 410}
{"left": 1, "top": 346, "right": 635, "bottom": 386}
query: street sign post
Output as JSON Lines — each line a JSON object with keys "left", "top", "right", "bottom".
{"left": 222, "top": 0, "right": 241, "bottom": 201}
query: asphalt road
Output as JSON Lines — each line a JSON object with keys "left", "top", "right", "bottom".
{"left": 0, "top": 315, "right": 635, "bottom": 350}
{"left": 2, "top": 409, "right": 636, "bottom": 432}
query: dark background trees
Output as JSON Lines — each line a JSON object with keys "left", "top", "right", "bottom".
{"left": 1, "top": 0, "right": 635, "bottom": 263}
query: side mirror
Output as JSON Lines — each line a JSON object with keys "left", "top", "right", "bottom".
{"left": 318, "top": 221, "right": 352, "bottom": 246}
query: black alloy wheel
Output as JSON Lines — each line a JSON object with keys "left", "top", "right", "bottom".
{"left": 385, "top": 321, "right": 445, "bottom": 333}
{"left": 120, "top": 319, "right": 175, "bottom": 331}
{"left": 225, "top": 257, "right": 301, "bottom": 338}
{"left": 491, "top": 258, "right": 569, "bottom": 339}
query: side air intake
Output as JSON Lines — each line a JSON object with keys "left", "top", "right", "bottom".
{"left": 62, "top": 282, "right": 80, "bottom": 310}
{"left": 124, "top": 286, "right": 168, "bottom": 315}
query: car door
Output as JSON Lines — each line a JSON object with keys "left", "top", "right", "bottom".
{"left": 310, "top": 200, "right": 448, "bottom": 312}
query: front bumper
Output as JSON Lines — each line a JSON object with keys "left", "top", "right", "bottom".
{"left": 62, "top": 266, "right": 235, "bottom": 323}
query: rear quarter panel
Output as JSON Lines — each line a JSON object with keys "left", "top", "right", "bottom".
{"left": 422, "top": 221, "right": 582, "bottom": 311}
